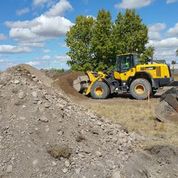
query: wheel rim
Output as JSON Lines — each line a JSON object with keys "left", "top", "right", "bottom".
{"left": 95, "top": 87, "right": 103, "bottom": 96}
{"left": 135, "top": 84, "right": 145, "bottom": 95}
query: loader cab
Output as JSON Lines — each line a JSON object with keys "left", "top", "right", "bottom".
{"left": 116, "top": 54, "right": 139, "bottom": 73}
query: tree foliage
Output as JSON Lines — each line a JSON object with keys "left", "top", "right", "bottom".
{"left": 91, "top": 10, "right": 114, "bottom": 70}
{"left": 140, "top": 46, "right": 155, "bottom": 64}
{"left": 113, "top": 9, "right": 148, "bottom": 55}
{"left": 66, "top": 9, "right": 151, "bottom": 71}
{"left": 66, "top": 16, "right": 95, "bottom": 71}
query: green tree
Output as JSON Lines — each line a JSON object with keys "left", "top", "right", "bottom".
{"left": 66, "top": 9, "right": 150, "bottom": 71}
{"left": 66, "top": 16, "right": 95, "bottom": 71}
{"left": 113, "top": 9, "right": 148, "bottom": 57}
{"left": 91, "top": 9, "right": 114, "bottom": 70}
{"left": 140, "top": 46, "right": 155, "bottom": 64}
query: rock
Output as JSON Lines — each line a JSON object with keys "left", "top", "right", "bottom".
{"left": 19, "top": 117, "right": 26, "bottom": 120}
{"left": 39, "top": 116, "right": 49, "bottom": 123}
{"left": 111, "top": 170, "right": 121, "bottom": 178}
{"left": 31, "top": 75, "right": 36, "bottom": 79}
{"left": 62, "top": 168, "right": 68, "bottom": 173}
{"left": 64, "top": 160, "right": 70, "bottom": 167}
{"left": 37, "top": 100, "right": 43, "bottom": 105}
{"left": 22, "top": 105, "right": 26, "bottom": 108}
{"left": 75, "top": 168, "right": 81, "bottom": 174}
{"left": 58, "top": 130, "right": 64, "bottom": 136}
{"left": 97, "top": 121, "right": 102, "bottom": 126}
{"left": 18, "top": 91, "right": 25, "bottom": 99}
{"left": 32, "top": 159, "right": 38, "bottom": 166}
{"left": 95, "top": 151, "right": 102, "bottom": 157}
{"left": 14, "top": 80, "right": 20, "bottom": 84}
{"left": 44, "top": 102, "right": 51, "bottom": 108}
{"left": 32, "top": 91, "right": 38, "bottom": 98}
{"left": 6, "top": 165, "right": 13, "bottom": 173}
{"left": 52, "top": 161, "right": 57, "bottom": 166}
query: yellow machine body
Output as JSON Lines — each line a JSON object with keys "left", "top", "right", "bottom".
{"left": 114, "top": 63, "right": 171, "bottom": 81}
{"left": 74, "top": 54, "right": 173, "bottom": 100}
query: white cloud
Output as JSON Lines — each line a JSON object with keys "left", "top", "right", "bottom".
{"left": 19, "top": 42, "right": 44, "bottom": 48}
{"left": 167, "top": 23, "right": 178, "bottom": 36}
{"left": 147, "top": 22, "right": 178, "bottom": 62}
{"left": 39, "top": 54, "right": 70, "bottom": 62}
{"left": 55, "top": 55, "right": 71, "bottom": 62}
{"left": 7, "top": 15, "right": 73, "bottom": 42}
{"left": 115, "top": 0, "right": 152, "bottom": 9}
{"left": 43, "top": 49, "right": 51, "bottom": 53}
{"left": 148, "top": 37, "right": 178, "bottom": 62}
{"left": 45, "top": 0, "right": 72, "bottom": 17}
{"left": 41, "top": 55, "right": 51, "bottom": 60}
{"left": 5, "top": 0, "right": 73, "bottom": 46}
{"left": 0, "top": 59, "right": 14, "bottom": 71}
{"left": 149, "top": 23, "right": 166, "bottom": 32}
{"left": 148, "top": 23, "right": 166, "bottom": 40}
{"left": 0, "top": 45, "right": 31, "bottom": 54}
{"left": 26, "top": 61, "right": 41, "bottom": 66}
{"left": 166, "top": 0, "right": 178, "bottom": 4}
{"left": 0, "top": 34, "right": 7, "bottom": 40}
{"left": 25, "top": 54, "right": 70, "bottom": 69}
{"left": 16, "top": 8, "right": 30, "bottom": 16}
{"left": 149, "top": 37, "right": 178, "bottom": 48}
{"left": 33, "top": 0, "right": 48, "bottom": 6}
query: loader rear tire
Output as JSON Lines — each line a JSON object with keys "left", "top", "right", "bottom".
{"left": 130, "top": 79, "right": 151, "bottom": 100}
{"left": 91, "top": 81, "right": 110, "bottom": 99}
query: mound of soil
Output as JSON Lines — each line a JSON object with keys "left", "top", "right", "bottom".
{"left": 52, "top": 71, "right": 87, "bottom": 100}
{"left": 120, "top": 145, "right": 178, "bottom": 178}
{"left": 0, "top": 65, "right": 138, "bottom": 178}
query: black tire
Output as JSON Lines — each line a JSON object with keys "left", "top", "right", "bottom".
{"left": 90, "top": 81, "right": 110, "bottom": 99}
{"left": 130, "top": 79, "right": 151, "bottom": 100}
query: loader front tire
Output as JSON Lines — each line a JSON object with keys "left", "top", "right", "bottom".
{"left": 91, "top": 81, "right": 110, "bottom": 99}
{"left": 130, "top": 79, "right": 151, "bottom": 100}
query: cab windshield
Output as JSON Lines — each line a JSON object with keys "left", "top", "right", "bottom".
{"left": 116, "top": 54, "right": 139, "bottom": 72}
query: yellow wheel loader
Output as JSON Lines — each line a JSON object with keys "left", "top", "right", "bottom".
{"left": 73, "top": 54, "right": 177, "bottom": 100}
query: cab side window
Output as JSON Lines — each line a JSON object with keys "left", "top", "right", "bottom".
{"left": 121, "top": 56, "right": 132, "bottom": 71}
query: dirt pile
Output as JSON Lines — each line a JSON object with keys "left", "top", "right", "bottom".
{"left": 0, "top": 65, "right": 138, "bottom": 178}
{"left": 51, "top": 71, "right": 87, "bottom": 100}
{"left": 121, "top": 145, "right": 178, "bottom": 178}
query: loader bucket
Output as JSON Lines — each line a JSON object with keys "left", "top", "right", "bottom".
{"left": 155, "top": 87, "right": 178, "bottom": 122}
{"left": 73, "top": 75, "right": 89, "bottom": 93}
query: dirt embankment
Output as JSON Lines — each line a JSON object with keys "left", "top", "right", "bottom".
{"left": 48, "top": 71, "right": 87, "bottom": 100}
{"left": 121, "top": 145, "right": 178, "bottom": 178}
{"left": 50, "top": 71, "right": 178, "bottom": 178}
{"left": 0, "top": 65, "right": 138, "bottom": 178}
{"left": 1, "top": 66, "right": 178, "bottom": 178}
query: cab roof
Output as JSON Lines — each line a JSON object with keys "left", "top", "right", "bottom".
{"left": 116, "top": 53, "right": 138, "bottom": 57}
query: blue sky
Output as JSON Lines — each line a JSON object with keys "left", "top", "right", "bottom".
{"left": 0, "top": 0, "right": 178, "bottom": 71}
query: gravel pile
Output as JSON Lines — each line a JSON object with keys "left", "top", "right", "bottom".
{"left": 0, "top": 65, "right": 139, "bottom": 178}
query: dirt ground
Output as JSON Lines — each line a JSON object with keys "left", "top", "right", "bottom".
{"left": 0, "top": 65, "right": 138, "bottom": 178}
{"left": 48, "top": 71, "right": 178, "bottom": 177}
{"left": 1, "top": 66, "right": 178, "bottom": 178}
{"left": 51, "top": 72, "right": 178, "bottom": 147}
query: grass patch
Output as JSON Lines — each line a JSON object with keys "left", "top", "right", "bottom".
{"left": 83, "top": 98, "right": 178, "bottom": 146}
{"left": 47, "top": 145, "right": 72, "bottom": 159}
